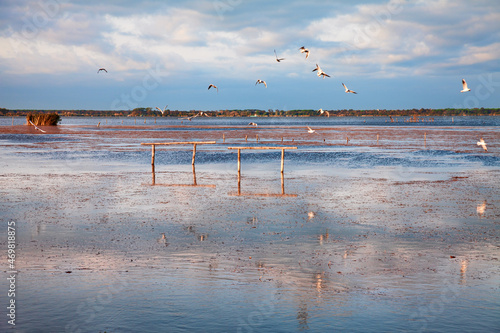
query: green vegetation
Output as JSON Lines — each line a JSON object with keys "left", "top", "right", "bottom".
{"left": 26, "top": 112, "right": 61, "bottom": 126}
{"left": 1, "top": 107, "right": 498, "bottom": 118}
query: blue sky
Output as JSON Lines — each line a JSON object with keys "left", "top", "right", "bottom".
{"left": 1, "top": 0, "right": 499, "bottom": 111}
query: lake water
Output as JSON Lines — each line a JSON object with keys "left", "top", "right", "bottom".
{"left": 0, "top": 116, "right": 499, "bottom": 332}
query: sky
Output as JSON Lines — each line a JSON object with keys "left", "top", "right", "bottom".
{"left": 0, "top": 0, "right": 499, "bottom": 111}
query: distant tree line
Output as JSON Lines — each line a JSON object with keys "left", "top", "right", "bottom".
{"left": 0, "top": 107, "right": 498, "bottom": 118}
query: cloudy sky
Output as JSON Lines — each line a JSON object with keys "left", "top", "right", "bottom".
{"left": 1, "top": 0, "right": 499, "bottom": 111}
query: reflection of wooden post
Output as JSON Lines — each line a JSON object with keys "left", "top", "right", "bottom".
{"left": 281, "top": 149, "right": 285, "bottom": 174}
{"left": 256, "top": 134, "right": 259, "bottom": 142}
{"left": 237, "top": 173, "right": 241, "bottom": 195}
{"left": 152, "top": 164, "right": 156, "bottom": 185}
{"left": 151, "top": 145, "right": 156, "bottom": 165}
{"left": 192, "top": 144, "right": 197, "bottom": 165}
{"left": 192, "top": 165, "right": 197, "bottom": 186}
{"left": 237, "top": 149, "right": 241, "bottom": 173}
{"left": 377, "top": 134, "right": 379, "bottom": 145}
{"left": 281, "top": 172, "right": 284, "bottom": 195}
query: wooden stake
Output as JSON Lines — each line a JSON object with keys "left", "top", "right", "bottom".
{"left": 280, "top": 149, "right": 285, "bottom": 174}
{"left": 256, "top": 134, "right": 259, "bottom": 142}
{"left": 151, "top": 164, "right": 156, "bottom": 185}
{"left": 192, "top": 143, "right": 197, "bottom": 165}
{"left": 281, "top": 173, "right": 285, "bottom": 195}
{"left": 237, "top": 148, "right": 241, "bottom": 173}
{"left": 281, "top": 137, "right": 283, "bottom": 142}
{"left": 12, "top": 117, "right": 14, "bottom": 126}
{"left": 151, "top": 144, "right": 155, "bottom": 165}
{"left": 245, "top": 135, "right": 248, "bottom": 142}
{"left": 377, "top": 134, "right": 379, "bottom": 144}
{"left": 223, "top": 133, "right": 225, "bottom": 143}
{"left": 192, "top": 165, "right": 197, "bottom": 186}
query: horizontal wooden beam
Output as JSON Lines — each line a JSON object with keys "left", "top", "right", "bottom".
{"left": 227, "top": 147, "right": 297, "bottom": 150}
{"left": 141, "top": 141, "right": 216, "bottom": 146}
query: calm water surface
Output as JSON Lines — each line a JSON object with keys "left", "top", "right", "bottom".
{"left": 0, "top": 117, "right": 499, "bottom": 332}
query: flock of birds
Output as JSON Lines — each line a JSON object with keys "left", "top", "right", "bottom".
{"left": 72, "top": 47, "right": 491, "bottom": 151}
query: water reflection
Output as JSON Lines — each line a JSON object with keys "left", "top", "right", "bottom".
{"left": 230, "top": 173, "right": 298, "bottom": 197}
{"left": 150, "top": 165, "right": 215, "bottom": 188}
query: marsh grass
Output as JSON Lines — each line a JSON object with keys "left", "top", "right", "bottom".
{"left": 26, "top": 112, "right": 61, "bottom": 126}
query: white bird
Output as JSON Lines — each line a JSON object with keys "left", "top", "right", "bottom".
{"left": 299, "top": 46, "right": 310, "bottom": 59}
{"left": 342, "top": 83, "right": 357, "bottom": 94}
{"left": 208, "top": 84, "right": 218, "bottom": 92}
{"left": 308, "top": 211, "right": 316, "bottom": 220}
{"left": 274, "top": 49, "right": 285, "bottom": 62}
{"left": 312, "top": 64, "right": 330, "bottom": 78}
{"left": 155, "top": 105, "right": 168, "bottom": 115}
{"left": 461, "top": 79, "right": 471, "bottom": 92}
{"left": 248, "top": 122, "right": 258, "bottom": 127}
{"left": 477, "top": 201, "right": 486, "bottom": 217}
{"left": 28, "top": 120, "right": 46, "bottom": 133}
{"left": 477, "top": 138, "right": 487, "bottom": 151}
{"left": 198, "top": 111, "right": 210, "bottom": 117}
{"left": 318, "top": 108, "right": 330, "bottom": 117}
{"left": 158, "top": 233, "right": 168, "bottom": 246}
{"left": 307, "top": 126, "right": 317, "bottom": 134}
{"left": 255, "top": 79, "right": 267, "bottom": 88}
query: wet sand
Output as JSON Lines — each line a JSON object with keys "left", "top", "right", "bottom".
{"left": 0, "top": 123, "right": 499, "bottom": 332}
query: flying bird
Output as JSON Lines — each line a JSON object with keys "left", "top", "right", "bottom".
{"left": 28, "top": 120, "right": 46, "bottom": 133}
{"left": 155, "top": 105, "right": 168, "bottom": 115}
{"left": 477, "top": 138, "right": 487, "bottom": 151}
{"left": 97, "top": 68, "right": 107, "bottom": 73}
{"left": 198, "top": 111, "right": 210, "bottom": 117}
{"left": 312, "top": 64, "right": 330, "bottom": 78}
{"left": 342, "top": 83, "right": 357, "bottom": 94}
{"left": 461, "top": 79, "right": 471, "bottom": 92}
{"left": 274, "top": 49, "right": 285, "bottom": 62}
{"left": 299, "top": 46, "right": 310, "bottom": 59}
{"left": 308, "top": 211, "right": 316, "bottom": 220}
{"left": 307, "top": 126, "right": 317, "bottom": 134}
{"left": 208, "top": 84, "right": 218, "bottom": 92}
{"left": 248, "top": 122, "right": 258, "bottom": 127}
{"left": 318, "top": 108, "right": 330, "bottom": 117}
{"left": 255, "top": 79, "right": 267, "bottom": 88}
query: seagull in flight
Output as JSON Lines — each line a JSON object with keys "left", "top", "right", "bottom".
{"left": 312, "top": 64, "right": 330, "bottom": 78}
{"left": 198, "top": 111, "right": 210, "bottom": 117}
{"left": 461, "top": 79, "right": 471, "bottom": 92}
{"left": 477, "top": 138, "right": 487, "bottom": 151}
{"left": 307, "top": 126, "right": 317, "bottom": 134}
{"left": 318, "top": 108, "right": 330, "bottom": 117}
{"left": 248, "top": 122, "right": 258, "bottom": 127}
{"left": 97, "top": 68, "right": 107, "bottom": 73}
{"left": 274, "top": 49, "right": 285, "bottom": 62}
{"left": 299, "top": 46, "right": 310, "bottom": 59}
{"left": 208, "top": 84, "right": 218, "bottom": 92}
{"left": 155, "top": 105, "right": 168, "bottom": 115}
{"left": 28, "top": 120, "right": 46, "bottom": 133}
{"left": 255, "top": 79, "right": 267, "bottom": 88}
{"left": 342, "top": 83, "right": 357, "bottom": 94}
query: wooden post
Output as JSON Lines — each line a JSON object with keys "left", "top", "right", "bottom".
{"left": 424, "top": 132, "right": 426, "bottom": 147}
{"left": 346, "top": 136, "right": 349, "bottom": 144}
{"left": 237, "top": 149, "right": 241, "bottom": 173}
{"left": 256, "top": 134, "right": 259, "bottom": 142}
{"left": 245, "top": 135, "right": 248, "bottom": 142}
{"left": 237, "top": 173, "right": 241, "bottom": 196}
{"left": 280, "top": 149, "right": 285, "bottom": 174}
{"left": 223, "top": 133, "right": 225, "bottom": 143}
{"left": 281, "top": 137, "right": 283, "bottom": 142}
{"left": 144, "top": 119, "right": 146, "bottom": 124}
{"left": 12, "top": 117, "right": 14, "bottom": 126}
{"left": 151, "top": 145, "right": 156, "bottom": 165}
{"left": 192, "top": 143, "right": 197, "bottom": 165}
{"left": 377, "top": 134, "right": 379, "bottom": 144}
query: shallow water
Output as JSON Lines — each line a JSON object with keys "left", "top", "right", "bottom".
{"left": 0, "top": 118, "right": 499, "bottom": 332}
